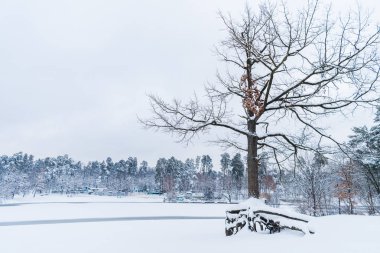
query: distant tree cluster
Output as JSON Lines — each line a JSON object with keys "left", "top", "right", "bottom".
{"left": 152, "top": 153, "right": 246, "bottom": 202}
{"left": 0, "top": 154, "right": 155, "bottom": 198}
{"left": 1, "top": 106, "right": 380, "bottom": 215}
{"left": 0, "top": 151, "right": 247, "bottom": 202}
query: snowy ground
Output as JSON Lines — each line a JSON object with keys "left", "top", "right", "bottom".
{"left": 0, "top": 195, "right": 379, "bottom": 253}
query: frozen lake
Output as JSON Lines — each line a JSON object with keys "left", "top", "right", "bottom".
{"left": 0, "top": 195, "right": 379, "bottom": 253}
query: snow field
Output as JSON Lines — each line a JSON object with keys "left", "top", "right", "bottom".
{"left": 0, "top": 195, "right": 379, "bottom": 253}
{"left": 0, "top": 195, "right": 228, "bottom": 222}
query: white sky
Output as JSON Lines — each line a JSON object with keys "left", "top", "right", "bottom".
{"left": 0, "top": 0, "right": 379, "bottom": 167}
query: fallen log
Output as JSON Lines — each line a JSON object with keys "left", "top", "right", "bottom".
{"left": 225, "top": 209, "right": 247, "bottom": 236}
{"left": 225, "top": 198, "right": 315, "bottom": 236}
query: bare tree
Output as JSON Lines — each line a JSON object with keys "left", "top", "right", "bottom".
{"left": 140, "top": 0, "right": 380, "bottom": 198}
{"left": 296, "top": 152, "right": 331, "bottom": 216}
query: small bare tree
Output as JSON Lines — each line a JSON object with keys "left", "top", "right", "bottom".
{"left": 140, "top": 0, "right": 380, "bottom": 198}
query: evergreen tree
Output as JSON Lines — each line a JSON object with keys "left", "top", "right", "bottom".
{"left": 178, "top": 159, "right": 195, "bottom": 192}
{"left": 220, "top": 153, "right": 231, "bottom": 176}
{"left": 220, "top": 153, "right": 232, "bottom": 199}
{"left": 231, "top": 153, "right": 244, "bottom": 192}
{"left": 139, "top": 161, "right": 148, "bottom": 176}
{"left": 127, "top": 157, "right": 138, "bottom": 176}
{"left": 165, "top": 157, "right": 180, "bottom": 193}
{"left": 349, "top": 108, "right": 380, "bottom": 195}
{"left": 155, "top": 158, "right": 167, "bottom": 193}
{"left": 348, "top": 108, "right": 380, "bottom": 213}
{"left": 201, "top": 155, "right": 213, "bottom": 174}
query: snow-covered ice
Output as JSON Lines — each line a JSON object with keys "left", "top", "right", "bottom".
{"left": 0, "top": 195, "right": 379, "bottom": 253}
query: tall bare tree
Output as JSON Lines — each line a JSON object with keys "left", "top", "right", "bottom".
{"left": 140, "top": 0, "right": 380, "bottom": 198}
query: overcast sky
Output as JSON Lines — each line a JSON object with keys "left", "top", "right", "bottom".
{"left": 0, "top": 0, "right": 379, "bottom": 166}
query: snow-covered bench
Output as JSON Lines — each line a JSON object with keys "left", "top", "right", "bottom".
{"left": 225, "top": 198, "right": 315, "bottom": 236}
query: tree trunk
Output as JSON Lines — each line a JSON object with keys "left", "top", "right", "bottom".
{"left": 245, "top": 57, "right": 260, "bottom": 198}
{"left": 311, "top": 180, "right": 317, "bottom": 216}
{"left": 247, "top": 120, "right": 259, "bottom": 198}
{"left": 338, "top": 198, "right": 341, "bottom": 214}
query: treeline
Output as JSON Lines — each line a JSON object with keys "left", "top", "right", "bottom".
{"left": 1, "top": 111, "right": 380, "bottom": 216}
{"left": 0, "top": 149, "right": 378, "bottom": 215}
{"left": 0, "top": 152, "right": 247, "bottom": 201}
{"left": 0, "top": 154, "right": 156, "bottom": 198}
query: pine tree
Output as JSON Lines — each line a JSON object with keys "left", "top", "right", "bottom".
{"left": 220, "top": 153, "right": 231, "bottom": 177}
{"left": 231, "top": 153, "right": 244, "bottom": 194}
{"left": 349, "top": 108, "right": 380, "bottom": 195}
{"left": 139, "top": 161, "right": 148, "bottom": 176}
{"left": 154, "top": 158, "right": 167, "bottom": 193}
{"left": 201, "top": 155, "right": 213, "bottom": 174}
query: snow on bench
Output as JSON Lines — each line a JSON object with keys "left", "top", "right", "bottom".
{"left": 225, "top": 198, "right": 315, "bottom": 236}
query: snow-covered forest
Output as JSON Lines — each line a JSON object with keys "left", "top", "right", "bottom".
{"left": 2, "top": 108, "right": 379, "bottom": 215}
